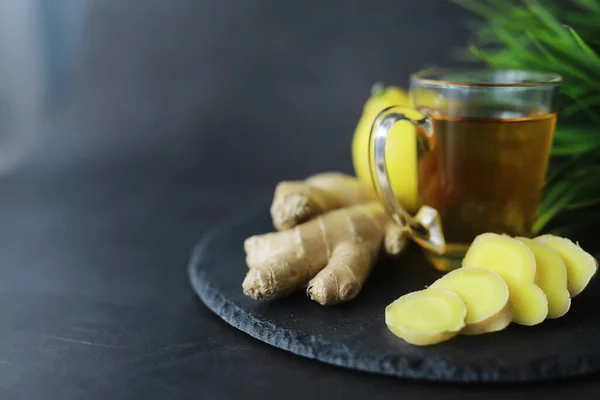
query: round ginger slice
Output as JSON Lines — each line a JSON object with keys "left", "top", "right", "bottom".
{"left": 430, "top": 267, "right": 512, "bottom": 335}
{"left": 385, "top": 288, "right": 466, "bottom": 346}
{"left": 462, "top": 233, "right": 548, "bottom": 326}
{"left": 516, "top": 237, "right": 571, "bottom": 318}
{"left": 533, "top": 234, "right": 598, "bottom": 297}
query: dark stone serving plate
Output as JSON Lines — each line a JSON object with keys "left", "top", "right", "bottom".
{"left": 188, "top": 195, "right": 600, "bottom": 382}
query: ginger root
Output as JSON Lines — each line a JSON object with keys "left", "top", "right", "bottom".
{"left": 430, "top": 267, "right": 512, "bottom": 335}
{"left": 462, "top": 233, "right": 548, "bottom": 326}
{"left": 516, "top": 237, "right": 571, "bottom": 319}
{"left": 385, "top": 288, "right": 467, "bottom": 346}
{"left": 244, "top": 202, "right": 402, "bottom": 305}
{"left": 243, "top": 172, "right": 409, "bottom": 305}
{"left": 270, "top": 172, "right": 377, "bottom": 231}
{"left": 534, "top": 234, "right": 598, "bottom": 297}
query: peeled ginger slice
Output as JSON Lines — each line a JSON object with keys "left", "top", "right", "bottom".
{"left": 534, "top": 234, "right": 598, "bottom": 297}
{"left": 430, "top": 267, "right": 512, "bottom": 335}
{"left": 516, "top": 237, "right": 571, "bottom": 318}
{"left": 462, "top": 233, "right": 548, "bottom": 326}
{"left": 385, "top": 288, "right": 466, "bottom": 346}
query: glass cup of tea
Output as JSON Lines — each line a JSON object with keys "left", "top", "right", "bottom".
{"left": 368, "top": 69, "right": 561, "bottom": 271}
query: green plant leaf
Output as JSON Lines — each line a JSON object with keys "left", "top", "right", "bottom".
{"left": 555, "top": 127, "right": 600, "bottom": 140}
{"left": 551, "top": 127, "right": 600, "bottom": 156}
{"left": 565, "top": 25, "right": 600, "bottom": 63}
{"left": 553, "top": 126, "right": 600, "bottom": 142}
{"left": 547, "top": 207, "right": 600, "bottom": 236}
{"left": 561, "top": 94, "right": 600, "bottom": 117}
{"left": 538, "top": 180, "right": 570, "bottom": 216}
{"left": 524, "top": 0, "right": 571, "bottom": 40}
{"left": 533, "top": 181, "right": 583, "bottom": 234}
{"left": 551, "top": 143, "right": 600, "bottom": 156}
{"left": 575, "top": 0, "right": 600, "bottom": 13}
{"left": 565, "top": 195, "right": 600, "bottom": 210}
{"left": 534, "top": 167, "right": 600, "bottom": 234}
{"left": 525, "top": 30, "right": 558, "bottom": 62}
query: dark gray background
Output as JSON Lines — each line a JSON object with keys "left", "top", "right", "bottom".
{"left": 0, "top": 0, "right": 597, "bottom": 398}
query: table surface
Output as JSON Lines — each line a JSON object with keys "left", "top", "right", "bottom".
{"left": 1, "top": 0, "right": 598, "bottom": 398}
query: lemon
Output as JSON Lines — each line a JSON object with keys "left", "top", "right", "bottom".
{"left": 351, "top": 84, "right": 420, "bottom": 213}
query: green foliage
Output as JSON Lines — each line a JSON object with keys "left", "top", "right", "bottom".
{"left": 453, "top": 0, "right": 600, "bottom": 236}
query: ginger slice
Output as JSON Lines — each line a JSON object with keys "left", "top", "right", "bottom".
{"left": 385, "top": 288, "right": 466, "bottom": 346}
{"left": 516, "top": 237, "right": 571, "bottom": 318}
{"left": 534, "top": 234, "right": 598, "bottom": 297}
{"left": 462, "top": 233, "right": 548, "bottom": 326}
{"left": 430, "top": 267, "right": 512, "bottom": 335}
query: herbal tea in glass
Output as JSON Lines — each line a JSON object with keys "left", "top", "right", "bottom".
{"left": 369, "top": 69, "right": 561, "bottom": 271}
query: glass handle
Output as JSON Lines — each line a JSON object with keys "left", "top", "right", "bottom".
{"left": 368, "top": 106, "right": 446, "bottom": 255}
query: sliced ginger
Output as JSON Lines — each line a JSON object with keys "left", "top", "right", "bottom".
{"left": 430, "top": 267, "right": 512, "bottom": 335}
{"left": 385, "top": 288, "right": 466, "bottom": 346}
{"left": 534, "top": 234, "right": 598, "bottom": 297}
{"left": 516, "top": 237, "right": 571, "bottom": 318}
{"left": 462, "top": 233, "right": 548, "bottom": 326}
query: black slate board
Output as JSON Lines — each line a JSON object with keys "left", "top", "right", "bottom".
{"left": 188, "top": 195, "right": 600, "bottom": 382}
